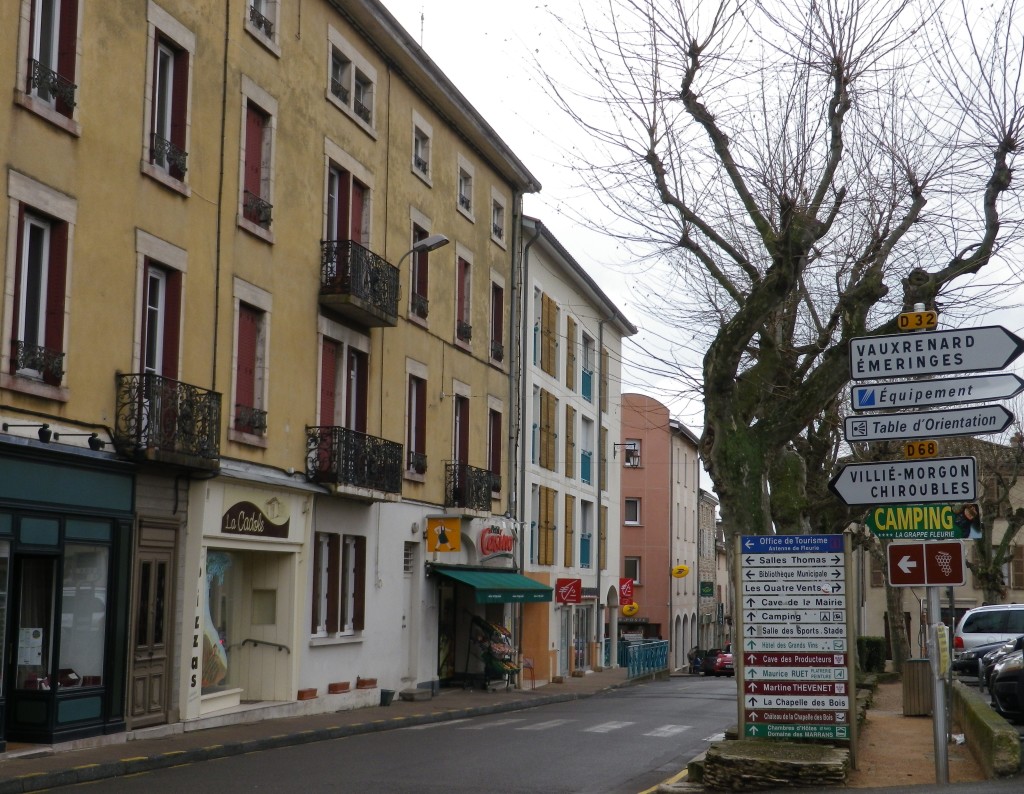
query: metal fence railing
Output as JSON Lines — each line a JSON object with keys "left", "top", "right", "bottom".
{"left": 620, "top": 639, "right": 669, "bottom": 679}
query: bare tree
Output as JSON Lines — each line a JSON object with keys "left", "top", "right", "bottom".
{"left": 544, "top": 0, "right": 1024, "bottom": 550}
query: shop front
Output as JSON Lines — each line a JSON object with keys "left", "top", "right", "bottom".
{"left": 0, "top": 446, "right": 134, "bottom": 747}
{"left": 183, "top": 478, "right": 309, "bottom": 720}
{"left": 428, "top": 516, "right": 551, "bottom": 690}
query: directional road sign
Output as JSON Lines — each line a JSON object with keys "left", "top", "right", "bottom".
{"left": 886, "top": 541, "right": 965, "bottom": 587}
{"left": 744, "top": 638, "right": 847, "bottom": 653}
{"left": 851, "top": 373, "right": 1024, "bottom": 412}
{"left": 864, "top": 503, "right": 959, "bottom": 540}
{"left": 744, "top": 680, "right": 850, "bottom": 696}
{"left": 828, "top": 456, "right": 976, "bottom": 506}
{"left": 843, "top": 404, "right": 1014, "bottom": 443}
{"left": 849, "top": 326, "right": 1024, "bottom": 381}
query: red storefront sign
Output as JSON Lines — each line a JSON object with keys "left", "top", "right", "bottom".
{"left": 555, "top": 578, "right": 582, "bottom": 604}
{"left": 619, "top": 577, "right": 634, "bottom": 604}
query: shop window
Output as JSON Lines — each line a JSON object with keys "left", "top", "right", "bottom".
{"left": 59, "top": 544, "right": 109, "bottom": 688}
{"left": 311, "top": 532, "right": 366, "bottom": 636}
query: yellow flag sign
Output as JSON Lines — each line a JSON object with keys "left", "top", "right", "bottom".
{"left": 427, "top": 516, "right": 461, "bottom": 552}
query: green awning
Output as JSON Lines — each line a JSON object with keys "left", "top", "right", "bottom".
{"left": 434, "top": 568, "right": 553, "bottom": 603}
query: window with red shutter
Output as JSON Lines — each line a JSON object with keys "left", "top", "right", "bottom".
{"left": 235, "top": 303, "right": 260, "bottom": 431}
{"left": 320, "top": 338, "right": 339, "bottom": 425}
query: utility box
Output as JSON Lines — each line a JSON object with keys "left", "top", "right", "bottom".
{"left": 903, "top": 658, "right": 933, "bottom": 716}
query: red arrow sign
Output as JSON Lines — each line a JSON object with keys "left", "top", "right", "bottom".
{"left": 887, "top": 541, "right": 964, "bottom": 587}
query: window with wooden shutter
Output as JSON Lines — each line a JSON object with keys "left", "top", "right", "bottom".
{"left": 243, "top": 103, "right": 269, "bottom": 225}
{"left": 564, "top": 405, "right": 576, "bottom": 479}
{"left": 599, "top": 505, "right": 608, "bottom": 569}
{"left": 540, "top": 293, "right": 557, "bottom": 376}
{"left": 320, "top": 338, "right": 339, "bottom": 425}
{"left": 538, "top": 486, "right": 556, "bottom": 566}
{"left": 490, "top": 283, "right": 504, "bottom": 361}
{"left": 564, "top": 495, "right": 575, "bottom": 567}
{"left": 600, "top": 347, "right": 609, "bottom": 413}
{"left": 1012, "top": 547, "right": 1024, "bottom": 590}
{"left": 235, "top": 303, "right": 259, "bottom": 425}
{"left": 565, "top": 316, "right": 577, "bottom": 390}
{"left": 539, "top": 389, "right": 557, "bottom": 471}
{"left": 599, "top": 426, "right": 608, "bottom": 492}
{"left": 407, "top": 375, "right": 427, "bottom": 472}
{"left": 488, "top": 409, "right": 502, "bottom": 492}
{"left": 870, "top": 552, "right": 884, "bottom": 588}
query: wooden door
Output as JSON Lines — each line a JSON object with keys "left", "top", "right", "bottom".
{"left": 128, "top": 528, "right": 175, "bottom": 728}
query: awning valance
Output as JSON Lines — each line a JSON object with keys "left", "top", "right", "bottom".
{"left": 433, "top": 567, "right": 553, "bottom": 603}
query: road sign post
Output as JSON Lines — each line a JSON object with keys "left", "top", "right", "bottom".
{"left": 851, "top": 373, "right": 1024, "bottom": 412}
{"left": 849, "top": 326, "right": 1024, "bottom": 380}
{"left": 828, "top": 457, "right": 976, "bottom": 506}
{"left": 843, "top": 405, "right": 1013, "bottom": 443}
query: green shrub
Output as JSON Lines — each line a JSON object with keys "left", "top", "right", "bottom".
{"left": 857, "top": 636, "right": 887, "bottom": 673}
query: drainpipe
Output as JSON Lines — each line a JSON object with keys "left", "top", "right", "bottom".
{"left": 668, "top": 425, "right": 674, "bottom": 666}
{"left": 596, "top": 319, "right": 605, "bottom": 655}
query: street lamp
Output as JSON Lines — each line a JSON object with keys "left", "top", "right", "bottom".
{"left": 397, "top": 232, "right": 450, "bottom": 268}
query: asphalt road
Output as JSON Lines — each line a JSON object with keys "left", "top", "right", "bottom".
{"left": 57, "top": 676, "right": 739, "bottom": 793}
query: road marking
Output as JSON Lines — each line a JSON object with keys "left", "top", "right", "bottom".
{"left": 704, "top": 732, "right": 726, "bottom": 742}
{"left": 643, "top": 725, "right": 692, "bottom": 738}
{"left": 459, "top": 718, "right": 526, "bottom": 730}
{"left": 403, "top": 719, "right": 472, "bottom": 730}
{"left": 516, "top": 719, "right": 574, "bottom": 731}
{"left": 584, "top": 721, "right": 635, "bottom": 733}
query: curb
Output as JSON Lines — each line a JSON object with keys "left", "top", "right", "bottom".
{"left": 0, "top": 684, "right": 628, "bottom": 793}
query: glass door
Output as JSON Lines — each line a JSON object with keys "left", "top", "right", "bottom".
{"left": 14, "top": 557, "right": 56, "bottom": 691}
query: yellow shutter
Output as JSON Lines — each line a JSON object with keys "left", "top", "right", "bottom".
{"left": 564, "top": 494, "right": 575, "bottom": 567}
{"left": 540, "top": 485, "right": 557, "bottom": 566}
{"left": 599, "top": 426, "right": 607, "bottom": 492}
{"left": 545, "top": 390, "right": 557, "bottom": 471}
{"left": 1013, "top": 547, "right": 1024, "bottom": 590}
{"left": 600, "top": 347, "right": 609, "bottom": 413}
{"left": 541, "top": 294, "right": 557, "bottom": 377}
{"left": 564, "top": 405, "right": 576, "bottom": 479}
{"left": 565, "top": 316, "right": 577, "bottom": 390}
{"left": 599, "top": 505, "right": 608, "bottom": 570}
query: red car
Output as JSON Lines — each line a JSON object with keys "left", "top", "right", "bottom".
{"left": 700, "top": 648, "right": 734, "bottom": 677}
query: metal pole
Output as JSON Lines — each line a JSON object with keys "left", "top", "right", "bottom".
{"left": 927, "top": 585, "right": 949, "bottom": 784}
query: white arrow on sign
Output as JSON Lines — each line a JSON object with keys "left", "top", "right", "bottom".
{"left": 851, "top": 373, "right": 1024, "bottom": 412}
{"left": 849, "top": 326, "right": 1024, "bottom": 381}
{"left": 828, "top": 456, "right": 976, "bottom": 506}
{"left": 843, "top": 405, "right": 1014, "bottom": 442}
{"left": 897, "top": 556, "right": 917, "bottom": 575}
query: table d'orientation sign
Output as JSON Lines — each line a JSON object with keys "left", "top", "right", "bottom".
{"left": 736, "top": 535, "right": 855, "bottom": 743}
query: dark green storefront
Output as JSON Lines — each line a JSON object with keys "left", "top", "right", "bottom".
{"left": 0, "top": 446, "right": 134, "bottom": 747}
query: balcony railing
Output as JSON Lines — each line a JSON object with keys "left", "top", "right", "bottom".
{"left": 580, "top": 533, "right": 592, "bottom": 568}
{"left": 330, "top": 78, "right": 350, "bottom": 104}
{"left": 582, "top": 367, "right": 593, "bottom": 402}
{"left": 12, "top": 339, "right": 65, "bottom": 384}
{"left": 306, "top": 425, "right": 402, "bottom": 494}
{"left": 234, "top": 403, "right": 267, "bottom": 435}
{"left": 492, "top": 223, "right": 504, "bottom": 239}
{"left": 580, "top": 450, "right": 593, "bottom": 484}
{"left": 151, "top": 133, "right": 188, "bottom": 178}
{"left": 353, "top": 97, "right": 371, "bottom": 124}
{"left": 114, "top": 373, "right": 221, "bottom": 469}
{"left": 319, "top": 239, "right": 399, "bottom": 327}
{"left": 28, "top": 59, "right": 77, "bottom": 109}
{"left": 243, "top": 190, "right": 273, "bottom": 228}
{"left": 411, "top": 292, "right": 429, "bottom": 319}
{"left": 249, "top": 4, "right": 274, "bottom": 37}
{"left": 456, "top": 321, "right": 472, "bottom": 342}
{"left": 414, "top": 155, "right": 429, "bottom": 175}
{"left": 445, "top": 462, "right": 493, "bottom": 512}
{"left": 458, "top": 194, "right": 472, "bottom": 211}
{"left": 407, "top": 450, "right": 427, "bottom": 475}
{"left": 490, "top": 340, "right": 504, "bottom": 362}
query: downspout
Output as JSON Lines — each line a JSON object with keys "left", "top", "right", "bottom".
{"left": 596, "top": 319, "right": 605, "bottom": 655}
{"left": 668, "top": 426, "right": 674, "bottom": 666}
{"left": 506, "top": 192, "right": 524, "bottom": 523}
{"left": 212, "top": 0, "right": 232, "bottom": 390}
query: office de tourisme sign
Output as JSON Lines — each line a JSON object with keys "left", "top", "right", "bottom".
{"left": 827, "top": 457, "right": 976, "bottom": 507}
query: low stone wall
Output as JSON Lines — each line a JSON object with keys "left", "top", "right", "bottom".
{"left": 700, "top": 740, "right": 849, "bottom": 791}
{"left": 951, "top": 680, "right": 1020, "bottom": 778}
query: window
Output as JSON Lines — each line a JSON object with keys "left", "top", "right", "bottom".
{"left": 624, "top": 498, "right": 641, "bottom": 525}
{"left": 565, "top": 316, "right": 577, "bottom": 390}
{"left": 491, "top": 198, "right": 505, "bottom": 242}
{"left": 488, "top": 408, "right": 502, "bottom": 493}
{"left": 580, "top": 501, "right": 594, "bottom": 568}
{"left": 580, "top": 417, "right": 594, "bottom": 484}
{"left": 246, "top": 0, "right": 279, "bottom": 50}
{"left": 456, "top": 156, "right": 474, "bottom": 218}
{"left": 540, "top": 293, "right": 558, "bottom": 377}
{"left": 410, "top": 224, "right": 430, "bottom": 320}
{"left": 600, "top": 347, "right": 610, "bottom": 413}
{"left": 413, "top": 126, "right": 431, "bottom": 178}
{"left": 144, "top": 5, "right": 194, "bottom": 187}
{"left": 564, "top": 405, "right": 576, "bottom": 479}
{"left": 539, "top": 389, "right": 557, "bottom": 472}
{"left": 564, "top": 495, "right": 575, "bottom": 568}
{"left": 234, "top": 303, "right": 267, "bottom": 435}
{"left": 581, "top": 334, "right": 594, "bottom": 401}
{"left": 870, "top": 553, "right": 884, "bottom": 587}
{"left": 456, "top": 257, "right": 472, "bottom": 343}
{"left": 141, "top": 261, "right": 182, "bottom": 378}
{"left": 23, "top": 0, "right": 80, "bottom": 119}
{"left": 624, "top": 557, "right": 640, "bottom": 586}
{"left": 407, "top": 373, "right": 427, "bottom": 475}
{"left": 490, "top": 281, "right": 504, "bottom": 362}
{"left": 243, "top": 101, "right": 272, "bottom": 229}
{"left": 317, "top": 321, "right": 370, "bottom": 431}
{"left": 1012, "top": 547, "right": 1024, "bottom": 590}
{"left": 538, "top": 486, "right": 556, "bottom": 566}
{"left": 326, "top": 163, "right": 369, "bottom": 246}
{"left": 327, "top": 28, "right": 376, "bottom": 131}
{"left": 311, "top": 532, "right": 366, "bottom": 636}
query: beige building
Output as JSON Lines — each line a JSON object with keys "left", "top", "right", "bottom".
{"left": 0, "top": 0, "right": 540, "bottom": 746}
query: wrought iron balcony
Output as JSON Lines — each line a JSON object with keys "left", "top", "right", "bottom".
{"left": 490, "top": 340, "right": 504, "bottom": 362}
{"left": 12, "top": 339, "right": 65, "bottom": 384}
{"left": 306, "top": 425, "right": 402, "bottom": 494}
{"left": 353, "top": 98, "right": 371, "bottom": 124}
{"left": 458, "top": 194, "right": 472, "bottom": 211}
{"left": 249, "top": 4, "right": 274, "bottom": 37}
{"left": 411, "top": 292, "right": 429, "bottom": 319}
{"left": 243, "top": 190, "right": 273, "bottom": 228}
{"left": 234, "top": 403, "right": 267, "bottom": 435}
{"left": 408, "top": 450, "right": 427, "bottom": 475}
{"left": 330, "top": 79, "right": 349, "bottom": 104}
{"left": 445, "top": 462, "right": 494, "bottom": 512}
{"left": 151, "top": 133, "right": 188, "bottom": 178}
{"left": 114, "top": 373, "right": 221, "bottom": 470}
{"left": 492, "top": 223, "right": 504, "bottom": 239}
{"left": 457, "top": 321, "right": 472, "bottom": 342}
{"left": 319, "top": 239, "right": 399, "bottom": 327}
{"left": 29, "top": 59, "right": 77, "bottom": 109}
{"left": 414, "top": 155, "right": 429, "bottom": 175}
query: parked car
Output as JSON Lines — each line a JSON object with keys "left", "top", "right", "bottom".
{"left": 952, "top": 638, "right": 1010, "bottom": 679}
{"left": 952, "top": 604, "right": 1024, "bottom": 669}
{"left": 989, "top": 649, "right": 1024, "bottom": 722}
{"left": 981, "top": 636, "right": 1024, "bottom": 691}
{"left": 701, "top": 648, "right": 734, "bottom": 677}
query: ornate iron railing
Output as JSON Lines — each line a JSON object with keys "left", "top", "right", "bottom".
{"left": 411, "top": 292, "right": 429, "bottom": 319}
{"left": 243, "top": 190, "right": 273, "bottom": 227}
{"left": 12, "top": 340, "right": 65, "bottom": 383}
{"left": 407, "top": 450, "right": 427, "bottom": 475}
{"left": 319, "top": 239, "right": 399, "bottom": 319}
{"left": 29, "top": 59, "right": 77, "bottom": 109}
{"left": 458, "top": 193, "right": 472, "bottom": 211}
{"left": 444, "top": 462, "right": 493, "bottom": 511}
{"left": 353, "top": 98, "right": 371, "bottom": 123}
{"left": 114, "top": 373, "right": 221, "bottom": 463}
{"left": 330, "top": 79, "right": 349, "bottom": 104}
{"left": 234, "top": 403, "right": 267, "bottom": 435}
{"left": 306, "top": 425, "right": 402, "bottom": 493}
{"left": 414, "top": 155, "right": 429, "bottom": 175}
{"left": 581, "top": 367, "right": 593, "bottom": 401}
{"left": 624, "top": 639, "right": 669, "bottom": 680}
{"left": 492, "top": 223, "right": 504, "bottom": 239}
{"left": 151, "top": 133, "right": 188, "bottom": 177}
{"left": 490, "top": 340, "right": 504, "bottom": 362}
{"left": 457, "top": 321, "right": 472, "bottom": 342}
{"left": 249, "top": 4, "right": 274, "bottom": 37}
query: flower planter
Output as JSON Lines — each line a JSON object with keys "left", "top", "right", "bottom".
{"left": 328, "top": 681, "right": 350, "bottom": 694}
{"left": 355, "top": 676, "right": 377, "bottom": 690}
{"left": 297, "top": 688, "right": 318, "bottom": 700}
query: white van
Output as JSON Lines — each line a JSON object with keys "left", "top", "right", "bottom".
{"left": 953, "top": 604, "right": 1024, "bottom": 655}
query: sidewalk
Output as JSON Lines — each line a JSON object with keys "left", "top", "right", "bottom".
{"left": 0, "top": 668, "right": 633, "bottom": 793}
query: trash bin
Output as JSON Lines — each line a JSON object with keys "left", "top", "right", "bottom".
{"left": 380, "top": 689, "right": 395, "bottom": 707}
{"left": 903, "top": 659, "right": 933, "bottom": 716}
